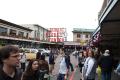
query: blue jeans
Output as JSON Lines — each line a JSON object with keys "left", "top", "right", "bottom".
{"left": 57, "top": 73, "right": 65, "bottom": 80}
{"left": 101, "top": 71, "right": 111, "bottom": 80}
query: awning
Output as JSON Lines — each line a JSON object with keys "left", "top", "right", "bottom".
{"left": 100, "top": 0, "right": 120, "bottom": 42}
{"left": 0, "top": 35, "right": 40, "bottom": 43}
{"left": 64, "top": 41, "right": 80, "bottom": 46}
{"left": 99, "top": 0, "right": 119, "bottom": 23}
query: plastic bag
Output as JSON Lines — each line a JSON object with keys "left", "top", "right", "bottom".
{"left": 96, "top": 66, "right": 101, "bottom": 80}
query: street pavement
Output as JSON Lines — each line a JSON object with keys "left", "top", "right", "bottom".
{"left": 46, "top": 54, "right": 81, "bottom": 80}
{"left": 46, "top": 54, "right": 120, "bottom": 80}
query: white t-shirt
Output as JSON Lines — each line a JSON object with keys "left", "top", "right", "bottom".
{"left": 59, "top": 57, "right": 67, "bottom": 74}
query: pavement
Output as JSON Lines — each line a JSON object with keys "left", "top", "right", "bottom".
{"left": 46, "top": 55, "right": 120, "bottom": 80}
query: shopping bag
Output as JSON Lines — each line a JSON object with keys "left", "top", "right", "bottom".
{"left": 96, "top": 66, "right": 101, "bottom": 80}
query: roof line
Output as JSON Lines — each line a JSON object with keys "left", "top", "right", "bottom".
{"left": 0, "top": 19, "right": 33, "bottom": 31}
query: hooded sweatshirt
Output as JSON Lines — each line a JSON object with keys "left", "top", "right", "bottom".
{"left": 98, "top": 51, "right": 113, "bottom": 72}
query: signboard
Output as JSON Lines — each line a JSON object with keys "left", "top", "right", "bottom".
{"left": 48, "top": 37, "right": 64, "bottom": 42}
{"left": 46, "top": 28, "right": 67, "bottom": 42}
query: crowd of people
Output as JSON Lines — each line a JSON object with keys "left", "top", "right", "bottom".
{"left": 0, "top": 45, "right": 120, "bottom": 80}
{"left": 0, "top": 45, "right": 53, "bottom": 80}
{"left": 0, "top": 45, "right": 72, "bottom": 80}
{"left": 77, "top": 48, "right": 120, "bottom": 80}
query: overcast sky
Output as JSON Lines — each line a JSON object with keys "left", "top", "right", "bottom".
{"left": 0, "top": 0, "right": 103, "bottom": 41}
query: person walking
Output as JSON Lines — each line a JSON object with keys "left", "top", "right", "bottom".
{"left": 98, "top": 49, "right": 114, "bottom": 80}
{"left": 78, "top": 52, "right": 84, "bottom": 73}
{"left": 21, "top": 59, "right": 39, "bottom": 80}
{"left": 65, "top": 52, "right": 74, "bottom": 72}
{"left": 57, "top": 48, "right": 69, "bottom": 80}
{"left": 20, "top": 52, "right": 26, "bottom": 72}
{"left": 49, "top": 50, "right": 55, "bottom": 75}
{"left": 0, "top": 45, "right": 22, "bottom": 80}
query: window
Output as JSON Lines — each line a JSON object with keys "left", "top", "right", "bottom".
{"left": 85, "top": 34, "right": 89, "bottom": 38}
{"left": 26, "top": 33, "right": 29, "bottom": 38}
{"left": 0, "top": 26, "right": 7, "bottom": 35}
{"left": 18, "top": 31, "right": 24, "bottom": 37}
{"left": 37, "top": 31, "right": 40, "bottom": 38}
{"left": 10, "top": 29, "right": 16, "bottom": 36}
{"left": 77, "top": 33, "right": 81, "bottom": 38}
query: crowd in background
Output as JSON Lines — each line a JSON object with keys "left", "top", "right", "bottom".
{"left": 0, "top": 45, "right": 55, "bottom": 80}
{"left": 0, "top": 45, "right": 120, "bottom": 80}
{"left": 77, "top": 48, "right": 120, "bottom": 80}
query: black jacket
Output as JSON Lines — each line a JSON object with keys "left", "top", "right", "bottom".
{"left": 98, "top": 55, "right": 114, "bottom": 72}
{"left": 64, "top": 55, "right": 70, "bottom": 69}
{"left": 22, "top": 71, "right": 39, "bottom": 80}
{"left": 49, "top": 53, "right": 55, "bottom": 64}
{"left": 0, "top": 68, "right": 22, "bottom": 80}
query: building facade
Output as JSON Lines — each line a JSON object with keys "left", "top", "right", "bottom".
{"left": 72, "top": 28, "right": 94, "bottom": 46}
{"left": 93, "top": 0, "right": 120, "bottom": 56}
{"left": 0, "top": 19, "right": 63, "bottom": 48}
{"left": 21, "top": 24, "right": 49, "bottom": 42}
{"left": 92, "top": 1, "right": 120, "bottom": 79}
{"left": 0, "top": 19, "right": 39, "bottom": 47}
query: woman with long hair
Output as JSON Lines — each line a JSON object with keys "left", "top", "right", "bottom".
{"left": 82, "top": 49, "right": 97, "bottom": 80}
{"left": 21, "top": 59, "right": 39, "bottom": 80}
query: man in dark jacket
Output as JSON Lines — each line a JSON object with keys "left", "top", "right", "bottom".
{"left": 49, "top": 50, "right": 55, "bottom": 75}
{"left": 65, "top": 52, "right": 74, "bottom": 72}
{"left": 0, "top": 45, "right": 22, "bottom": 80}
{"left": 98, "top": 49, "right": 114, "bottom": 80}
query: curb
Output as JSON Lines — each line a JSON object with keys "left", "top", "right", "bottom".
{"left": 69, "top": 64, "right": 78, "bottom": 80}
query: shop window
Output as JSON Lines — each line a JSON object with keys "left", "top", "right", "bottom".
{"left": 0, "top": 26, "right": 7, "bottom": 36}
{"left": 10, "top": 29, "right": 16, "bottom": 36}
{"left": 18, "top": 31, "right": 24, "bottom": 37}
{"left": 77, "top": 34, "right": 81, "bottom": 38}
{"left": 26, "top": 33, "right": 29, "bottom": 38}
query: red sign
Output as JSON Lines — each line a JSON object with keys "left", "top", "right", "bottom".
{"left": 48, "top": 37, "right": 64, "bottom": 42}
{"left": 46, "top": 28, "right": 66, "bottom": 42}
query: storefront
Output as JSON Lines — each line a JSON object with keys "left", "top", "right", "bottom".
{"left": 98, "top": 0, "right": 120, "bottom": 59}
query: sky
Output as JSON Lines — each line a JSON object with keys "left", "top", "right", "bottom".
{"left": 0, "top": 0, "right": 103, "bottom": 41}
